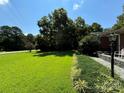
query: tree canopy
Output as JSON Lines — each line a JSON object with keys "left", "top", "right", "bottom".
{"left": 0, "top": 26, "right": 25, "bottom": 51}
{"left": 112, "top": 5, "right": 124, "bottom": 30}
{"left": 37, "top": 8, "right": 103, "bottom": 51}
{"left": 0, "top": 8, "right": 103, "bottom": 52}
{"left": 0, "top": 26, "right": 35, "bottom": 51}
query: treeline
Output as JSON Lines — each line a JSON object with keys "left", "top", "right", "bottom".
{"left": 36, "top": 8, "right": 103, "bottom": 52}
{"left": 0, "top": 26, "right": 35, "bottom": 51}
{"left": 0, "top": 8, "right": 103, "bottom": 55}
{"left": 1, "top": 6, "right": 123, "bottom": 55}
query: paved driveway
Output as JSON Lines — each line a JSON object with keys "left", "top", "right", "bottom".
{"left": 0, "top": 51, "right": 28, "bottom": 55}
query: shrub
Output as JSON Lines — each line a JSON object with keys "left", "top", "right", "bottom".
{"left": 73, "top": 72, "right": 122, "bottom": 93}
{"left": 73, "top": 79, "right": 88, "bottom": 93}
{"left": 93, "top": 72, "right": 121, "bottom": 93}
{"left": 78, "top": 35, "right": 100, "bottom": 56}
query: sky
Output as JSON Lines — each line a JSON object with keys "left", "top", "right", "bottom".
{"left": 0, "top": 0, "right": 124, "bottom": 35}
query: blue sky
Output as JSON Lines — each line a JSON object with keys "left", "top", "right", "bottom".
{"left": 0, "top": 0, "right": 124, "bottom": 35}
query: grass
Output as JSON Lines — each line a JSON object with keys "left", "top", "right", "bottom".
{"left": 1, "top": 51, "right": 123, "bottom": 93}
{"left": 77, "top": 55, "right": 111, "bottom": 81}
{"left": 0, "top": 51, "right": 76, "bottom": 93}
{"left": 76, "top": 54, "right": 124, "bottom": 92}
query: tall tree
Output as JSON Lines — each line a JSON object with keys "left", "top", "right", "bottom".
{"left": 37, "top": 8, "right": 71, "bottom": 50}
{"left": 37, "top": 8, "right": 103, "bottom": 51}
{"left": 65, "top": 18, "right": 77, "bottom": 49}
{"left": 38, "top": 16, "right": 52, "bottom": 50}
{"left": 75, "top": 17, "right": 87, "bottom": 41}
{"left": 112, "top": 14, "right": 124, "bottom": 30}
{"left": 11, "top": 26, "right": 25, "bottom": 50}
{"left": 112, "top": 5, "right": 124, "bottom": 30}
{"left": 52, "top": 8, "right": 69, "bottom": 50}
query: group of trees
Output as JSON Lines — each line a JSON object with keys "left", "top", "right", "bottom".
{"left": 0, "top": 26, "right": 35, "bottom": 51}
{"left": 1, "top": 6, "right": 124, "bottom": 54}
{"left": 36, "top": 8, "right": 103, "bottom": 52}
{"left": 0, "top": 8, "right": 103, "bottom": 55}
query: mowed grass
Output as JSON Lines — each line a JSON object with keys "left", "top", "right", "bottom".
{"left": 0, "top": 51, "right": 76, "bottom": 93}
{"left": 77, "top": 55, "right": 112, "bottom": 81}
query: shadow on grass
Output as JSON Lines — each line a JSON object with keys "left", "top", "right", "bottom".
{"left": 33, "top": 51, "right": 74, "bottom": 57}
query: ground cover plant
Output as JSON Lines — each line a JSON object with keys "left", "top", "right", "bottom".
{"left": 0, "top": 51, "right": 76, "bottom": 93}
{"left": 72, "top": 54, "right": 124, "bottom": 93}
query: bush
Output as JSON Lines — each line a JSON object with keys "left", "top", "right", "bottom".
{"left": 93, "top": 72, "right": 121, "bottom": 93}
{"left": 78, "top": 35, "right": 100, "bottom": 56}
{"left": 73, "top": 79, "right": 88, "bottom": 93}
{"left": 73, "top": 72, "right": 122, "bottom": 93}
{"left": 73, "top": 55, "right": 124, "bottom": 93}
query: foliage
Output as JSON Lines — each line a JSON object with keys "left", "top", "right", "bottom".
{"left": 75, "top": 17, "right": 86, "bottom": 41}
{"left": 0, "top": 8, "right": 103, "bottom": 52}
{"left": 37, "top": 8, "right": 103, "bottom": 51}
{"left": 25, "top": 33, "right": 35, "bottom": 51}
{"left": 0, "top": 26, "right": 35, "bottom": 51}
{"left": 120, "top": 89, "right": 124, "bottom": 93}
{"left": 79, "top": 35, "right": 100, "bottom": 56}
{"left": 74, "top": 79, "right": 88, "bottom": 93}
{"left": 112, "top": 5, "right": 124, "bottom": 30}
{"left": 74, "top": 55, "right": 124, "bottom": 93}
{"left": 35, "top": 34, "right": 50, "bottom": 51}
{"left": 91, "top": 22, "right": 103, "bottom": 32}
{"left": 25, "top": 42, "right": 34, "bottom": 52}
{"left": 73, "top": 72, "right": 122, "bottom": 93}
{"left": 112, "top": 13, "right": 124, "bottom": 30}
{"left": 37, "top": 8, "right": 77, "bottom": 51}
{"left": 0, "top": 26, "right": 26, "bottom": 51}
{"left": 27, "top": 34, "right": 35, "bottom": 44}
{"left": 94, "top": 72, "right": 121, "bottom": 93}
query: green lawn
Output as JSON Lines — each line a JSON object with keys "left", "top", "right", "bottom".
{"left": 77, "top": 55, "right": 112, "bottom": 81}
{"left": 0, "top": 51, "right": 76, "bottom": 93}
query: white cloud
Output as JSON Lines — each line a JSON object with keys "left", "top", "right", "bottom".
{"left": 73, "top": 3, "right": 80, "bottom": 10}
{"left": 73, "top": 0, "right": 84, "bottom": 10}
{"left": 0, "top": 0, "right": 9, "bottom": 5}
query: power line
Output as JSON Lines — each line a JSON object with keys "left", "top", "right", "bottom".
{"left": 6, "top": 3, "right": 23, "bottom": 27}
{"left": 0, "top": 6, "right": 18, "bottom": 25}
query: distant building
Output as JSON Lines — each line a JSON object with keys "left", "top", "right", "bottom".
{"left": 100, "top": 27, "right": 124, "bottom": 52}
